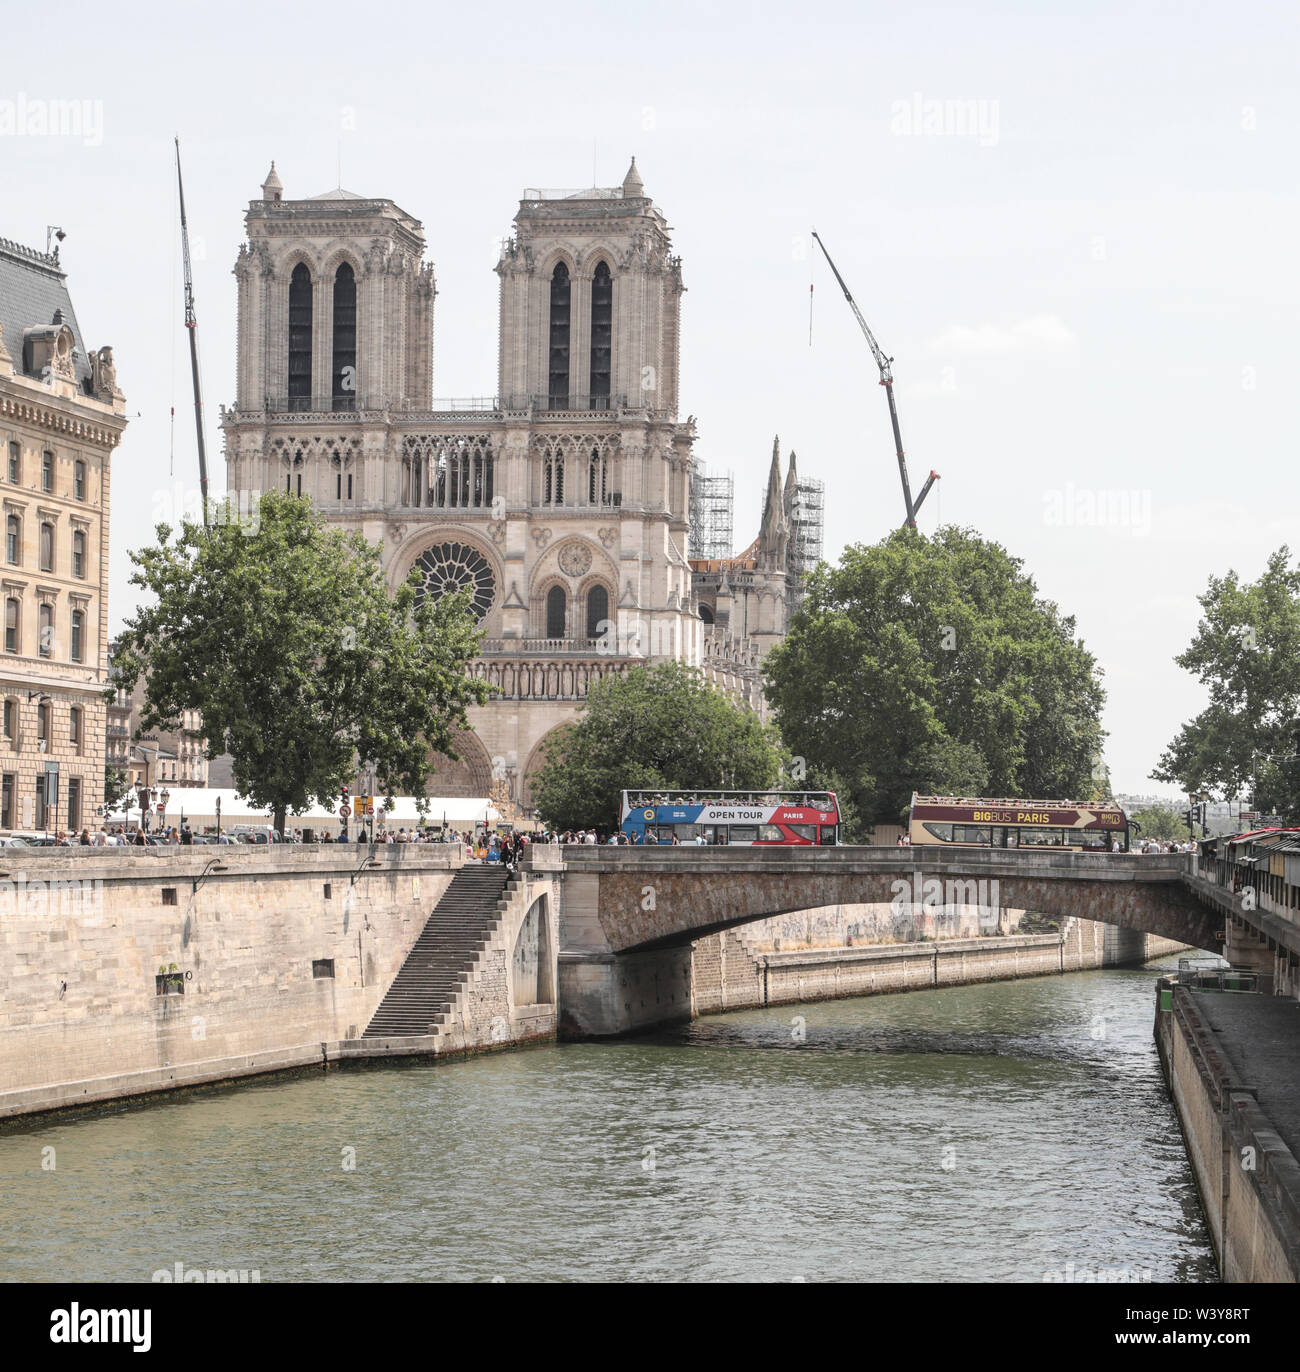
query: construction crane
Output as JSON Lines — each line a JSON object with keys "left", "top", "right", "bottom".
{"left": 811, "top": 230, "right": 937, "bottom": 528}
{"left": 175, "top": 137, "right": 210, "bottom": 527}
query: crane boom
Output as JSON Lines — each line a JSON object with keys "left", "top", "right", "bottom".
{"left": 175, "top": 138, "right": 210, "bottom": 527}
{"left": 811, "top": 230, "right": 937, "bottom": 528}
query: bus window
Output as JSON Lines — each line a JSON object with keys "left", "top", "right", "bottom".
{"left": 729, "top": 825, "right": 759, "bottom": 844}
{"left": 787, "top": 824, "right": 817, "bottom": 843}
{"left": 923, "top": 822, "right": 953, "bottom": 841}
{"left": 819, "top": 825, "right": 838, "bottom": 845}
{"left": 757, "top": 824, "right": 784, "bottom": 842}
{"left": 954, "top": 825, "right": 991, "bottom": 845}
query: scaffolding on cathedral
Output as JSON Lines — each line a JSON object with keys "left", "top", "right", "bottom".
{"left": 690, "top": 459, "right": 735, "bottom": 562}
{"left": 786, "top": 476, "right": 825, "bottom": 612}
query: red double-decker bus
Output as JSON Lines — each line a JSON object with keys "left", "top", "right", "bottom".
{"left": 908, "top": 794, "right": 1131, "bottom": 852}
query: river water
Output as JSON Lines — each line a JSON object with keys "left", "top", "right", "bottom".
{"left": 0, "top": 956, "right": 1215, "bottom": 1283}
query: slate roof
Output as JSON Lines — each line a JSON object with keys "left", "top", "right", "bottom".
{"left": 0, "top": 236, "right": 93, "bottom": 389}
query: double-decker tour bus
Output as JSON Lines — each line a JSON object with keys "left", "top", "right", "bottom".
{"left": 908, "top": 794, "right": 1131, "bottom": 851}
{"left": 619, "top": 790, "right": 841, "bottom": 846}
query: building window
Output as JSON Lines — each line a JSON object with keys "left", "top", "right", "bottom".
{"left": 586, "top": 585, "right": 610, "bottom": 640}
{"left": 37, "top": 700, "right": 50, "bottom": 746}
{"left": 70, "top": 609, "right": 85, "bottom": 663}
{"left": 590, "top": 260, "right": 612, "bottom": 406}
{"left": 67, "top": 776, "right": 81, "bottom": 831}
{"left": 42, "top": 452, "right": 53, "bottom": 493}
{"left": 0, "top": 773, "right": 12, "bottom": 829}
{"left": 7, "top": 443, "right": 18, "bottom": 484}
{"left": 332, "top": 263, "right": 357, "bottom": 409}
{"left": 546, "top": 585, "right": 566, "bottom": 639}
{"left": 543, "top": 447, "right": 564, "bottom": 506}
{"left": 588, "top": 448, "right": 607, "bottom": 505}
{"left": 6, "top": 514, "right": 19, "bottom": 565}
{"left": 2, "top": 698, "right": 12, "bottom": 743}
{"left": 34, "top": 774, "right": 46, "bottom": 829}
{"left": 72, "top": 529, "right": 86, "bottom": 579}
{"left": 288, "top": 263, "right": 313, "bottom": 407}
{"left": 347, "top": 472, "right": 353, "bottom": 500}
{"left": 70, "top": 705, "right": 82, "bottom": 752}
{"left": 39, "top": 521, "right": 53, "bottom": 573}
{"left": 548, "top": 262, "right": 571, "bottom": 408}
{"left": 5, "top": 597, "right": 18, "bottom": 653}
{"left": 74, "top": 459, "right": 86, "bottom": 500}
{"left": 38, "top": 604, "right": 52, "bottom": 658}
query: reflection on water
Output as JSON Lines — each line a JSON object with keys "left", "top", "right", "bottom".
{"left": 0, "top": 957, "right": 1215, "bottom": 1283}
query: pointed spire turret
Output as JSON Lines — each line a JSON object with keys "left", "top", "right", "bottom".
{"left": 758, "top": 435, "right": 789, "bottom": 569}
{"left": 261, "top": 161, "right": 283, "bottom": 202}
{"left": 621, "top": 156, "right": 644, "bottom": 198}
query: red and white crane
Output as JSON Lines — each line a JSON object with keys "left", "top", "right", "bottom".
{"left": 812, "top": 230, "right": 938, "bottom": 528}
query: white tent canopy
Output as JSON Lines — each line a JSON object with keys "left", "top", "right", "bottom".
{"left": 103, "top": 788, "right": 498, "bottom": 831}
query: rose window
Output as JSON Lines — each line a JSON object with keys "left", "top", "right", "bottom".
{"left": 412, "top": 542, "right": 496, "bottom": 621}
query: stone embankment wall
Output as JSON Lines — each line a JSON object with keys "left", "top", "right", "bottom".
{"left": 692, "top": 904, "right": 1189, "bottom": 1015}
{"left": 1155, "top": 983, "right": 1300, "bottom": 1282}
{"left": 0, "top": 847, "right": 555, "bottom": 1121}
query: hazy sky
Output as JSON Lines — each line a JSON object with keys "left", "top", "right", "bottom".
{"left": 4, "top": 0, "right": 1297, "bottom": 797}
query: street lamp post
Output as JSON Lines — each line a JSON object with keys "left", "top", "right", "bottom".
{"left": 160, "top": 787, "right": 171, "bottom": 836}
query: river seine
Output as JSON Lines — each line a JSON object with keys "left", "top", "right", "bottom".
{"left": 0, "top": 955, "right": 1215, "bottom": 1282}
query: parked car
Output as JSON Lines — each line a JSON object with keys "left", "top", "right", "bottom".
{"left": 0, "top": 834, "right": 30, "bottom": 847}
{"left": 1, "top": 830, "right": 57, "bottom": 846}
{"left": 229, "top": 826, "right": 283, "bottom": 844}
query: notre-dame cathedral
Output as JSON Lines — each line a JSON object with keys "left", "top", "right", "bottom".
{"left": 221, "top": 159, "right": 820, "bottom": 812}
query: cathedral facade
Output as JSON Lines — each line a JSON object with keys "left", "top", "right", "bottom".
{"left": 221, "top": 161, "right": 803, "bottom": 812}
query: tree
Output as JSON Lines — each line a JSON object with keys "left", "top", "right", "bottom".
{"left": 529, "top": 660, "right": 784, "bottom": 831}
{"left": 1129, "top": 805, "right": 1191, "bottom": 843}
{"left": 763, "top": 525, "right": 1106, "bottom": 827}
{"left": 110, "top": 492, "right": 490, "bottom": 834}
{"left": 1153, "top": 547, "right": 1300, "bottom": 820}
{"left": 103, "top": 765, "right": 130, "bottom": 814}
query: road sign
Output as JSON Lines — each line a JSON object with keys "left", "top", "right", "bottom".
{"left": 338, "top": 804, "right": 350, "bottom": 819}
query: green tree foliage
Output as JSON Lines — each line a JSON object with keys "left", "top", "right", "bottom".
{"left": 110, "top": 492, "right": 490, "bottom": 834}
{"left": 103, "top": 765, "right": 130, "bottom": 814}
{"left": 763, "top": 526, "right": 1106, "bottom": 826}
{"left": 530, "top": 660, "right": 784, "bottom": 831}
{"left": 1153, "top": 548, "right": 1300, "bottom": 819}
{"left": 1129, "top": 804, "right": 1192, "bottom": 843}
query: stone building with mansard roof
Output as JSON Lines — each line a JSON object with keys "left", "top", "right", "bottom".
{"left": 220, "top": 161, "right": 805, "bottom": 813}
{"left": 0, "top": 236, "right": 127, "bottom": 832}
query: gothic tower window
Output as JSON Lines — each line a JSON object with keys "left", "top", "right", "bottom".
{"left": 543, "top": 446, "right": 564, "bottom": 506}
{"left": 546, "top": 585, "right": 567, "bottom": 639}
{"left": 585, "top": 584, "right": 609, "bottom": 640}
{"left": 590, "top": 261, "right": 612, "bottom": 408}
{"left": 588, "top": 447, "right": 607, "bottom": 506}
{"left": 332, "top": 263, "right": 357, "bottom": 410}
{"left": 548, "top": 263, "right": 570, "bottom": 408}
{"left": 288, "top": 263, "right": 313, "bottom": 408}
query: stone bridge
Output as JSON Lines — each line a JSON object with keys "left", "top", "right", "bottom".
{"left": 524, "top": 846, "right": 1220, "bottom": 1038}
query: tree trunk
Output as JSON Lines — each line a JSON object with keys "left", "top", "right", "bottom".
{"left": 274, "top": 803, "right": 286, "bottom": 838}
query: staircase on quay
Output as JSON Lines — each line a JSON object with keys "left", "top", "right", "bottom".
{"left": 363, "top": 865, "right": 515, "bottom": 1039}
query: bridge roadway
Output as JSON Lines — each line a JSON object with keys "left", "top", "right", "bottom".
{"left": 525, "top": 844, "right": 1223, "bottom": 1038}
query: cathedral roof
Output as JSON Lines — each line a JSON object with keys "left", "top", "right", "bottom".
{"left": 308, "top": 187, "right": 367, "bottom": 201}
